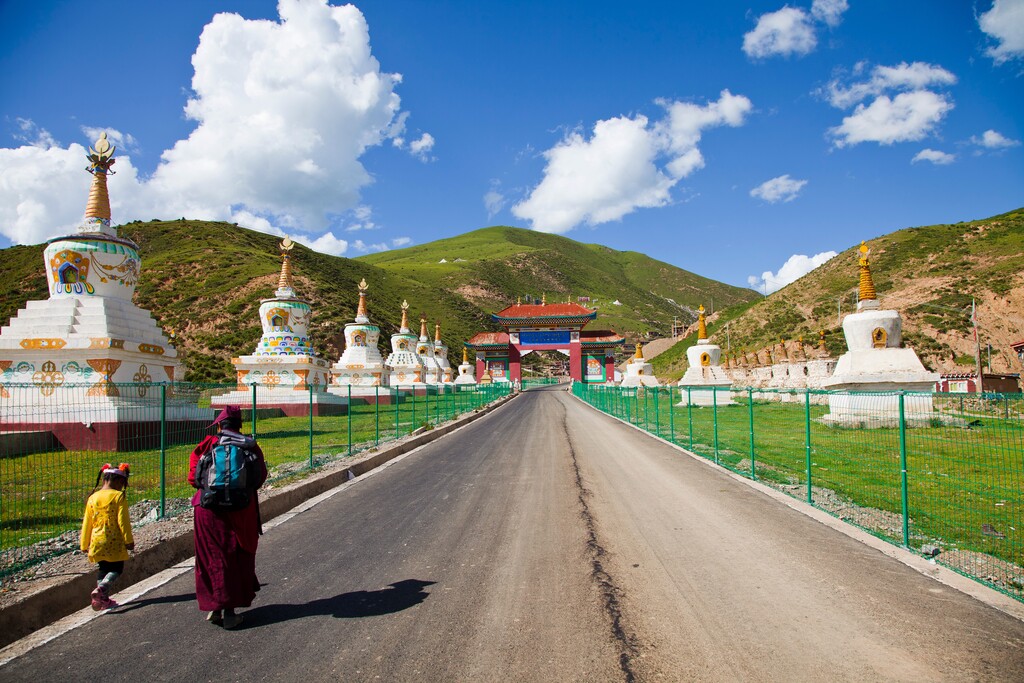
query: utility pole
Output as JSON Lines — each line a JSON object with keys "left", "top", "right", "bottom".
{"left": 973, "top": 299, "right": 984, "bottom": 394}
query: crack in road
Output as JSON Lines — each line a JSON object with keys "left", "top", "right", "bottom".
{"left": 561, "top": 409, "right": 639, "bottom": 683}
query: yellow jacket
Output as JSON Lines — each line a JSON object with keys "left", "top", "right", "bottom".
{"left": 80, "top": 488, "right": 134, "bottom": 563}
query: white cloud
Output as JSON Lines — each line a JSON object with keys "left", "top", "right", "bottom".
{"left": 979, "top": 0, "right": 1024, "bottom": 65}
{"left": 970, "top": 129, "right": 1021, "bottom": 149}
{"left": 748, "top": 251, "right": 837, "bottom": 294}
{"left": 823, "top": 62, "right": 956, "bottom": 148}
{"left": 750, "top": 174, "right": 808, "bottom": 203}
{"left": 512, "top": 90, "right": 752, "bottom": 234}
{"left": 12, "top": 118, "right": 58, "bottom": 148}
{"left": 391, "top": 237, "right": 412, "bottom": 247}
{"left": 0, "top": 2, "right": 419, "bottom": 255}
{"left": 912, "top": 149, "right": 956, "bottom": 164}
{"left": 301, "top": 232, "right": 349, "bottom": 256}
{"left": 408, "top": 133, "right": 435, "bottom": 161}
{"left": 484, "top": 188, "right": 506, "bottom": 219}
{"left": 743, "top": 7, "right": 817, "bottom": 59}
{"left": 811, "top": 0, "right": 849, "bottom": 28}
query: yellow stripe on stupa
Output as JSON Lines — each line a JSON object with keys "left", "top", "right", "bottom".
{"left": 857, "top": 241, "right": 877, "bottom": 301}
{"left": 697, "top": 304, "right": 707, "bottom": 340}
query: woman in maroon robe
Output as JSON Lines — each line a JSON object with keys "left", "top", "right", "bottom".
{"left": 188, "top": 405, "right": 267, "bottom": 629}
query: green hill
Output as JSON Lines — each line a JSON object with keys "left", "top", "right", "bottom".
{"left": 1, "top": 221, "right": 756, "bottom": 382}
{"left": 357, "top": 226, "right": 757, "bottom": 334}
{"left": 652, "top": 207, "right": 1024, "bottom": 380}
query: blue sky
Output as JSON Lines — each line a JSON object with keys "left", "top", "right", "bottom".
{"left": 1, "top": 0, "right": 1022, "bottom": 293}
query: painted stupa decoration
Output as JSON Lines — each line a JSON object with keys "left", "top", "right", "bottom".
{"left": 0, "top": 133, "right": 205, "bottom": 450}
{"left": 384, "top": 301, "right": 425, "bottom": 386}
{"left": 415, "top": 315, "right": 443, "bottom": 385}
{"left": 676, "top": 304, "right": 735, "bottom": 406}
{"left": 820, "top": 242, "right": 938, "bottom": 426}
{"left": 620, "top": 342, "right": 660, "bottom": 388}
{"left": 212, "top": 238, "right": 345, "bottom": 416}
{"left": 454, "top": 346, "right": 477, "bottom": 385}
{"left": 330, "top": 279, "right": 386, "bottom": 390}
{"left": 432, "top": 323, "right": 454, "bottom": 383}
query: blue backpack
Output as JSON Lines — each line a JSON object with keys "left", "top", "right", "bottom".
{"left": 195, "top": 433, "right": 260, "bottom": 511}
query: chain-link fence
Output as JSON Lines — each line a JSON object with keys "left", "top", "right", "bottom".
{"left": 0, "top": 381, "right": 510, "bottom": 579}
{"left": 573, "top": 383, "right": 1024, "bottom": 602}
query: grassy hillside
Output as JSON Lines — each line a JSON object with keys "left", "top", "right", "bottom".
{"left": 358, "top": 226, "right": 758, "bottom": 335}
{"left": 1, "top": 221, "right": 756, "bottom": 382}
{"left": 653, "top": 207, "right": 1024, "bottom": 380}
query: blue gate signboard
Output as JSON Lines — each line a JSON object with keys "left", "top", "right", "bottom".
{"left": 519, "top": 330, "right": 571, "bottom": 346}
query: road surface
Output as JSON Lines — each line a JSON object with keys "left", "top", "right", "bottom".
{"left": 3, "top": 386, "right": 1023, "bottom": 681}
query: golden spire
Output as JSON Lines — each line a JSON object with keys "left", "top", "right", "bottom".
{"left": 277, "top": 237, "right": 295, "bottom": 292}
{"left": 435, "top": 322, "right": 442, "bottom": 343}
{"left": 819, "top": 329, "right": 827, "bottom": 352}
{"left": 858, "top": 242, "right": 877, "bottom": 302}
{"left": 84, "top": 132, "right": 116, "bottom": 223}
{"left": 517, "top": 296, "right": 522, "bottom": 305}
{"left": 462, "top": 347, "right": 469, "bottom": 364}
{"left": 542, "top": 292, "right": 547, "bottom": 305}
{"left": 356, "top": 278, "right": 368, "bottom": 320}
{"left": 420, "top": 314, "right": 428, "bottom": 339}
{"left": 697, "top": 304, "right": 707, "bottom": 340}
{"left": 400, "top": 300, "right": 409, "bottom": 331}
{"left": 634, "top": 342, "right": 643, "bottom": 360}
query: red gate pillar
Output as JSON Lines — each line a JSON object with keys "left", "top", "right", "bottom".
{"left": 476, "top": 355, "right": 485, "bottom": 379}
{"left": 569, "top": 343, "right": 582, "bottom": 382}
{"left": 508, "top": 345, "right": 522, "bottom": 384}
{"left": 605, "top": 352, "right": 616, "bottom": 384}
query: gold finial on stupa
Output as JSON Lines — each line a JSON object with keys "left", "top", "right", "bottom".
{"left": 462, "top": 347, "right": 469, "bottom": 364}
{"left": 435, "top": 322, "right": 442, "bottom": 343}
{"left": 542, "top": 292, "right": 547, "bottom": 305}
{"left": 517, "top": 296, "right": 522, "bottom": 305}
{"left": 634, "top": 342, "right": 643, "bottom": 360}
{"left": 400, "top": 300, "right": 409, "bottom": 331}
{"left": 84, "top": 132, "right": 117, "bottom": 222}
{"left": 420, "top": 314, "right": 428, "bottom": 339}
{"left": 355, "top": 278, "right": 369, "bottom": 319}
{"left": 697, "top": 304, "right": 708, "bottom": 340}
{"left": 276, "top": 236, "right": 295, "bottom": 292}
{"left": 857, "top": 241, "right": 876, "bottom": 302}
{"left": 819, "top": 329, "right": 827, "bottom": 351}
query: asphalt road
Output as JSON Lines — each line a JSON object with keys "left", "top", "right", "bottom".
{"left": 3, "top": 386, "right": 1023, "bottom": 682}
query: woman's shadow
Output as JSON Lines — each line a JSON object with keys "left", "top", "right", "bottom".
{"left": 239, "top": 579, "right": 436, "bottom": 628}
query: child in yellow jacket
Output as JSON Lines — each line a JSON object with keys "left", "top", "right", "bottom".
{"left": 80, "top": 463, "right": 135, "bottom": 610}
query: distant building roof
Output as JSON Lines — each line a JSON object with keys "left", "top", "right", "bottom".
{"left": 466, "top": 332, "right": 510, "bottom": 348}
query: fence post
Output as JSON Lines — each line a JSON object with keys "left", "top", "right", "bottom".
{"left": 395, "top": 386, "right": 400, "bottom": 438}
{"left": 308, "top": 383, "right": 314, "bottom": 469}
{"left": 687, "top": 387, "right": 693, "bottom": 450}
{"left": 713, "top": 388, "right": 719, "bottom": 464}
{"left": 347, "top": 384, "right": 352, "bottom": 456}
{"left": 411, "top": 385, "right": 416, "bottom": 433}
{"left": 655, "top": 388, "right": 661, "bottom": 437}
{"left": 899, "top": 391, "right": 910, "bottom": 547}
{"left": 251, "top": 382, "right": 257, "bottom": 438}
{"left": 805, "top": 389, "right": 812, "bottom": 505}
{"left": 159, "top": 383, "right": 167, "bottom": 518}
{"left": 375, "top": 385, "right": 380, "bottom": 446}
{"left": 669, "top": 385, "right": 675, "bottom": 444}
{"left": 748, "top": 387, "right": 756, "bottom": 480}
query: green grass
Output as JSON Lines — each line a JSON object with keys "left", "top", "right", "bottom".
{"left": 0, "top": 383, "right": 509, "bottom": 574}
{"left": 577, "top": 384, "right": 1024, "bottom": 591}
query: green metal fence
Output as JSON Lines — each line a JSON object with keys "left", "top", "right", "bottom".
{"left": 573, "top": 382, "right": 1024, "bottom": 602}
{"left": 0, "top": 381, "right": 510, "bottom": 579}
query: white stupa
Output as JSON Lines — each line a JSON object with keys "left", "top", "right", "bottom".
{"left": 329, "top": 278, "right": 392, "bottom": 402}
{"left": 454, "top": 347, "right": 477, "bottom": 385}
{"left": 677, "top": 305, "right": 735, "bottom": 406}
{"left": 620, "top": 343, "right": 660, "bottom": 387}
{"left": 0, "top": 133, "right": 205, "bottom": 450}
{"left": 212, "top": 238, "right": 346, "bottom": 416}
{"left": 821, "top": 243, "right": 939, "bottom": 426}
{"left": 415, "top": 315, "right": 442, "bottom": 385}
{"left": 384, "top": 301, "right": 426, "bottom": 387}
{"left": 433, "top": 323, "right": 454, "bottom": 383}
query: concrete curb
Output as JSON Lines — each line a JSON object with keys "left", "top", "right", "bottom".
{"left": 566, "top": 390, "right": 1024, "bottom": 623}
{"left": 0, "top": 392, "right": 518, "bottom": 649}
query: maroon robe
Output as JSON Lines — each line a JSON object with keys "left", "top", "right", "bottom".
{"left": 188, "top": 434, "right": 268, "bottom": 611}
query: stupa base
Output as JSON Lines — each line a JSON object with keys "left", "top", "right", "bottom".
{"left": 211, "top": 387, "right": 349, "bottom": 416}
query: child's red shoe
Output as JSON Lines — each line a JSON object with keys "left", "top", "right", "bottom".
{"left": 90, "top": 586, "right": 105, "bottom": 611}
